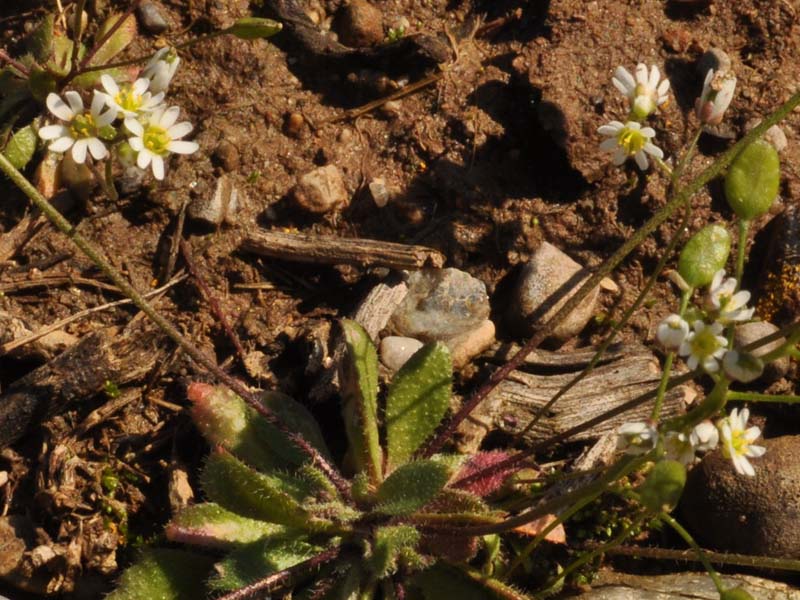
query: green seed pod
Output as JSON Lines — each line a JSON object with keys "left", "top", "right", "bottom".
{"left": 678, "top": 224, "right": 731, "bottom": 288}
{"left": 720, "top": 587, "right": 755, "bottom": 600}
{"left": 725, "top": 139, "right": 780, "bottom": 221}
{"left": 638, "top": 459, "right": 686, "bottom": 513}
{"left": 227, "top": 17, "right": 283, "bottom": 40}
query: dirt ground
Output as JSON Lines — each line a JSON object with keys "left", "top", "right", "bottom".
{"left": 0, "top": 0, "right": 799, "bottom": 597}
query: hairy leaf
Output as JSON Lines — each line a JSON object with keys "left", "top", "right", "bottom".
{"left": 166, "top": 502, "right": 291, "bottom": 549}
{"left": 89, "top": 13, "right": 137, "bottom": 67}
{"left": 340, "top": 320, "right": 382, "bottom": 482}
{"left": 375, "top": 460, "right": 451, "bottom": 515}
{"left": 385, "top": 343, "right": 452, "bottom": 470}
{"left": 25, "top": 14, "right": 54, "bottom": 63}
{"left": 107, "top": 549, "right": 214, "bottom": 600}
{"left": 3, "top": 125, "right": 36, "bottom": 169}
{"left": 367, "top": 525, "right": 421, "bottom": 578}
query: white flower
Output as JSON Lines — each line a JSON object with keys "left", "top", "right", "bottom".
{"left": 142, "top": 47, "right": 180, "bottom": 94}
{"left": 706, "top": 270, "right": 754, "bottom": 323}
{"left": 124, "top": 106, "right": 198, "bottom": 180}
{"left": 722, "top": 350, "right": 764, "bottom": 383}
{"left": 100, "top": 74, "right": 164, "bottom": 117}
{"left": 695, "top": 69, "right": 736, "bottom": 125}
{"left": 39, "top": 91, "right": 117, "bottom": 164}
{"left": 690, "top": 420, "right": 719, "bottom": 452}
{"left": 612, "top": 63, "right": 670, "bottom": 119}
{"left": 617, "top": 422, "right": 658, "bottom": 455}
{"left": 664, "top": 431, "right": 695, "bottom": 465}
{"left": 678, "top": 320, "right": 727, "bottom": 373}
{"left": 598, "top": 120, "right": 664, "bottom": 170}
{"left": 657, "top": 314, "right": 690, "bottom": 350}
{"left": 718, "top": 408, "right": 765, "bottom": 476}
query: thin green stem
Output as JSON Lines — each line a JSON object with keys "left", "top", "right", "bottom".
{"left": 69, "top": 0, "right": 87, "bottom": 73}
{"left": 727, "top": 390, "right": 800, "bottom": 404}
{"left": 597, "top": 542, "right": 800, "bottom": 571}
{"left": 661, "top": 513, "right": 725, "bottom": 593}
{"left": 671, "top": 128, "right": 703, "bottom": 186}
{"left": 654, "top": 156, "right": 673, "bottom": 178}
{"left": 0, "top": 152, "right": 351, "bottom": 499}
{"left": 652, "top": 288, "right": 692, "bottom": 420}
{"left": 735, "top": 219, "right": 749, "bottom": 285}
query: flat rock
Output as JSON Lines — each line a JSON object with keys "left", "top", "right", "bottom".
{"left": 380, "top": 336, "right": 423, "bottom": 371}
{"left": 733, "top": 321, "right": 789, "bottom": 382}
{"left": 389, "top": 268, "right": 490, "bottom": 342}
{"left": 293, "top": 165, "right": 349, "bottom": 214}
{"left": 680, "top": 435, "right": 800, "bottom": 557}
{"left": 447, "top": 319, "right": 495, "bottom": 369}
{"left": 510, "top": 241, "right": 600, "bottom": 341}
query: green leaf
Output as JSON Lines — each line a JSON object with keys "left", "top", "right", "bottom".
{"left": 188, "top": 383, "right": 330, "bottom": 473}
{"left": 3, "top": 125, "right": 37, "bottom": 169}
{"left": 725, "top": 138, "right": 780, "bottom": 221}
{"left": 385, "top": 342, "right": 452, "bottom": 470}
{"left": 413, "top": 563, "right": 531, "bottom": 600}
{"left": 375, "top": 460, "right": 451, "bottom": 515}
{"left": 677, "top": 224, "right": 731, "bottom": 288}
{"left": 367, "top": 525, "right": 421, "bottom": 578}
{"left": 107, "top": 548, "right": 214, "bottom": 600}
{"left": 210, "top": 537, "right": 323, "bottom": 592}
{"left": 90, "top": 12, "right": 137, "bottom": 66}
{"left": 166, "top": 502, "right": 292, "bottom": 549}
{"left": 25, "top": 14, "right": 54, "bottom": 63}
{"left": 47, "top": 37, "right": 80, "bottom": 77}
{"left": 227, "top": 17, "right": 283, "bottom": 39}
{"left": 201, "top": 450, "right": 332, "bottom": 531}
{"left": 340, "top": 320, "right": 382, "bottom": 482}
{"left": 27, "top": 66, "right": 57, "bottom": 103}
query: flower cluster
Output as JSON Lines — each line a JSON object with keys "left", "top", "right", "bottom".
{"left": 617, "top": 409, "right": 764, "bottom": 477}
{"left": 38, "top": 48, "right": 197, "bottom": 181}
{"left": 657, "top": 270, "right": 759, "bottom": 380}
{"left": 598, "top": 62, "right": 669, "bottom": 171}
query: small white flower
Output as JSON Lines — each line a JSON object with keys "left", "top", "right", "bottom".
{"left": 664, "top": 431, "right": 695, "bottom": 465}
{"left": 617, "top": 422, "right": 658, "bottom": 455}
{"left": 718, "top": 408, "right": 765, "bottom": 477}
{"left": 142, "top": 47, "right": 180, "bottom": 94}
{"left": 690, "top": 420, "right": 719, "bottom": 452}
{"left": 598, "top": 120, "right": 664, "bottom": 170}
{"left": 678, "top": 320, "right": 727, "bottom": 373}
{"left": 39, "top": 91, "right": 117, "bottom": 164}
{"left": 125, "top": 106, "right": 198, "bottom": 180}
{"left": 100, "top": 74, "right": 165, "bottom": 117}
{"left": 695, "top": 69, "right": 736, "bottom": 125}
{"left": 722, "top": 350, "right": 764, "bottom": 383}
{"left": 706, "top": 270, "right": 754, "bottom": 323}
{"left": 657, "top": 314, "right": 690, "bottom": 350}
{"left": 612, "top": 63, "right": 670, "bottom": 119}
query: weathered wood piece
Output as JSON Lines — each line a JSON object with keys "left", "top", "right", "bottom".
{"left": 457, "top": 343, "right": 689, "bottom": 452}
{"left": 0, "top": 325, "right": 161, "bottom": 448}
{"left": 242, "top": 230, "right": 445, "bottom": 270}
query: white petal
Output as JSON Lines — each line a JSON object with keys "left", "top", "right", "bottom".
{"left": 39, "top": 124, "right": 69, "bottom": 140}
{"left": 612, "top": 148, "right": 627, "bottom": 165}
{"left": 687, "top": 355, "right": 699, "bottom": 370}
{"left": 736, "top": 455, "right": 755, "bottom": 477}
{"left": 702, "top": 356, "right": 719, "bottom": 372}
{"left": 634, "top": 151, "right": 648, "bottom": 171}
{"left": 643, "top": 142, "right": 663, "bottom": 159}
{"left": 740, "top": 407, "right": 750, "bottom": 425}
{"left": 159, "top": 106, "right": 181, "bottom": 129}
{"left": 635, "top": 63, "right": 648, "bottom": 86}
{"left": 166, "top": 140, "right": 199, "bottom": 154}
{"left": 167, "top": 121, "right": 193, "bottom": 139}
{"left": 648, "top": 65, "right": 660, "bottom": 91}
{"left": 71, "top": 138, "right": 89, "bottom": 164}
{"left": 599, "top": 138, "right": 619, "bottom": 152}
{"left": 710, "top": 269, "right": 725, "bottom": 292}
{"left": 598, "top": 121, "right": 624, "bottom": 135}
{"left": 746, "top": 444, "right": 766, "bottom": 458}
{"left": 657, "top": 78, "right": 670, "bottom": 99}
{"left": 87, "top": 138, "right": 108, "bottom": 160}
{"left": 137, "top": 149, "right": 153, "bottom": 169}
{"left": 125, "top": 118, "right": 144, "bottom": 136}
{"left": 100, "top": 74, "right": 119, "bottom": 96}
{"left": 90, "top": 91, "right": 106, "bottom": 117}
{"left": 96, "top": 106, "right": 118, "bottom": 127}
{"left": 640, "top": 126, "right": 656, "bottom": 138}
{"left": 64, "top": 91, "right": 84, "bottom": 115}
{"left": 132, "top": 78, "right": 151, "bottom": 95}
{"left": 612, "top": 77, "right": 631, "bottom": 97}
{"left": 46, "top": 93, "right": 75, "bottom": 121}
{"left": 129, "top": 136, "right": 144, "bottom": 151}
{"left": 613, "top": 66, "right": 635, "bottom": 92}
{"left": 49, "top": 136, "right": 74, "bottom": 153}
{"left": 151, "top": 155, "right": 165, "bottom": 180}
{"left": 626, "top": 121, "right": 642, "bottom": 131}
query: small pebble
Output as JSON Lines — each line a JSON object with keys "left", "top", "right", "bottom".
{"left": 447, "top": 319, "right": 495, "bottom": 368}
{"left": 293, "top": 164, "right": 349, "bottom": 214}
{"left": 733, "top": 321, "right": 790, "bottom": 382}
{"left": 337, "top": 0, "right": 384, "bottom": 47}
{"left": 188, "top": 174, "right": 240, "bottom": 225}
{"left": 380, "top": 336, "right": 424, "bottom": 371}
{"left": 284, "top": 112, "right": 306, "bottom": 138}
{"left": 137, "top": 1, "right": 169, "bottom": 34}
{"left": 697, "top": 47, "right": 731, "bottom": 77}
{"left": 213, "top": 139, "right": 241, "bottom": 172}
{"left": 510, "top": 241, "right": 600, "bottom": 341}
{"left": 368, "top": 177, "right": 390, "bottom": 207}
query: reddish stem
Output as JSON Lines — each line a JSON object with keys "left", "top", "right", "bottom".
{"left": 0, "top": 49, "right": 30, "bottom": 77}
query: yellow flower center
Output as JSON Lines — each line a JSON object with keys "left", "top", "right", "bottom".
{"left": 690, "top": 327, "right": 721, "bottom": 358}
{"left": 115, "top": 87, "right": 143, "bottom": 112}
{"left": 69, "top": 113, "right": 95, "bottom": 139}
{"left": 722, "top": 429, "right": 747, "bottom": 458}
{"left": 616, "top": 127, "right": 646, "bottom": 156}
{"left": 143, "top": 125, "right": 171, "bottom": 155}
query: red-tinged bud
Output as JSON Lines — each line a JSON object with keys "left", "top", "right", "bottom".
{"left": 452, "top": 451, "right": 520, "bottom": 497}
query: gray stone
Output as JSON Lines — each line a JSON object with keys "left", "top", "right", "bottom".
{"left": 380, "top": 336, "right": 423, "bottom": 371}
{"left": 697, "top": 47, "right": 732, "bottom": 78}
{"left": 188, "top": 174, "right": 240, "bottom": 226}
{"left": 389, "top": 268, "right": 490, "bottom": 342}
{"left": 510, "top": 242, "right": 600, "bottom": 341}
{"left": 137, "top": 1, "right": 169, "bottom": 34}
{"left": 681, "top": 435, "right": 800, "bottom": 557}
{"left": 447, "top": 319, "right": 495, "bottom": 368}
{"left": 733, "top": 321, "right": 790, "bottom": 382}
{"left": 336, "top": 0, "right": 383, "bottom": 48}
{"left": 293, "top": 165, "right": 349, "bottom": 214}
{"left": 765, "top": 125, "right": 788, "bottom": 153}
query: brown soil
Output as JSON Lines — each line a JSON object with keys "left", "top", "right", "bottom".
{"left": 1, "top": 0, "right": 799, "bottom": 597}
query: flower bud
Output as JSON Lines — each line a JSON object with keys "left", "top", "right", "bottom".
{"left": 678, "top": 224, "right": 731, "bottom": 288}
{"left": 724, "top": 139, "right": 780, "bottom": 221}
{"left": 638, "top": 459, "right": 686, "bottom": 513}
{"left": 227, "top": 17, "right": 282, "bottom": 39}
{"left": 722, "top": 350, "right": 764, "bottom": 383}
